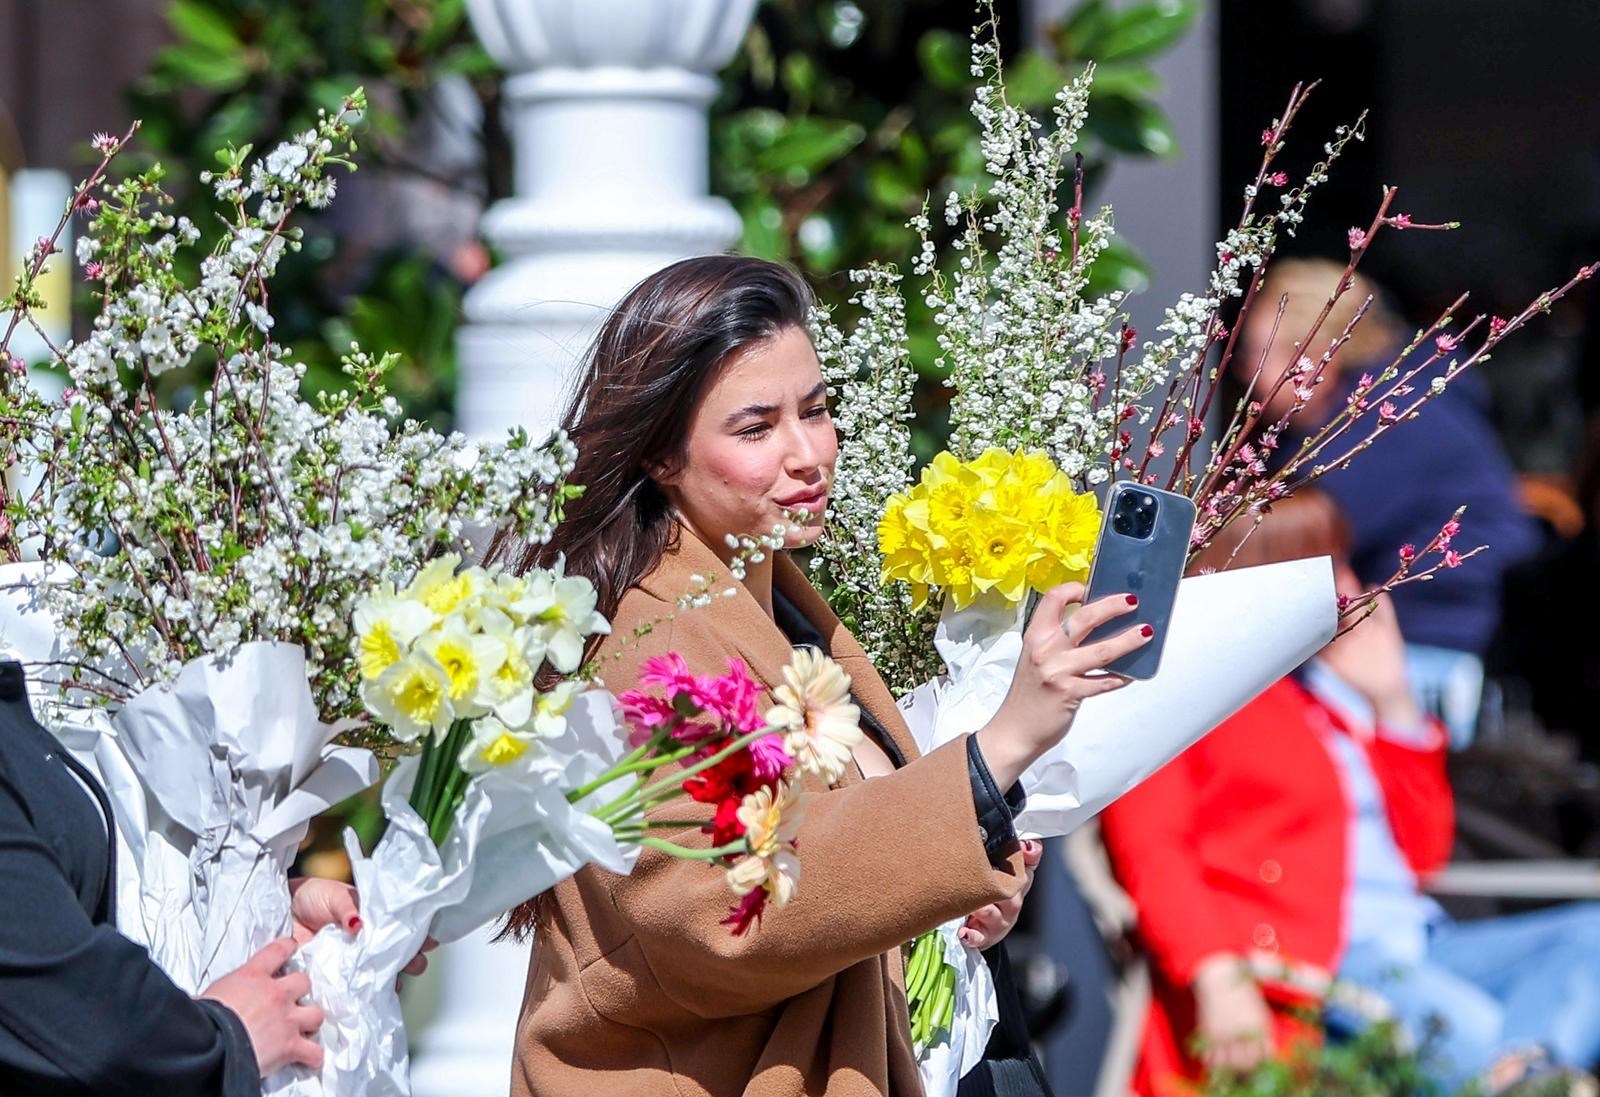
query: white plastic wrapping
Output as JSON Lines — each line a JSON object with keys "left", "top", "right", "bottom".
{"left": 0, "top": 564, "right": 375, "bottom": 991}
{"left": 110, "top": 642, "right": 377, "bottom": 991}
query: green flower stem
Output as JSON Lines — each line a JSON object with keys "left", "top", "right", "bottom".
{"left": 564, "top": 733, "right": 664, "bottom": 805}
{"left": 413, "top": 719, "right": 471, "bottom": 849}
{"left": 595, "top": 722, "right": 784, "bottom": 827}
{"left": 429, "top": 720, "right": 470, "bottom": 810}
{"left": 905, "top": 929, "right": 956, "bottom": 1056}
{"left": 566, "top": 741, "right": 697, "bottom": 807}
{"left": 591, "top": 775, "right": 648, "bottom": 827}
{"left": 428, "top": 761, "right": 472, "bottom": 851}
{"left": 636, "top": 836, "right": 748, "bottom": 861}
{"left": 408, "top": 732, "right": 440, "bottom": 820}
{"left": 610, "top": 818, "right": 713, "bottom": 841}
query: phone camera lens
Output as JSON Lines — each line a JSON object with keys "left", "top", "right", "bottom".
{"left": 1111, "top": 488, "right": 1160, "bottom": 540}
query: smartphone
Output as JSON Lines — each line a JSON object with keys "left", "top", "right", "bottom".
{"left": 1074, "top": 481, "right": 1197, "bottom": 680}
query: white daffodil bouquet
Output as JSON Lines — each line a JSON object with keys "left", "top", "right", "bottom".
{"left": 280, "top": 548, "right": 853, "bottom": 1097}
{"left": 354, "top": 554, "right": 609, "bottom": 849}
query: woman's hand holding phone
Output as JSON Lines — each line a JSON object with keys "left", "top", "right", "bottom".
{"left": 974, "top": 581, "right": 1151, "bottom": 791}
{"left": 1078, "top": 482, "right": 1196, "bottom": 680}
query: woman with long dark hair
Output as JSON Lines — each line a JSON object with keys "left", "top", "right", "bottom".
{"left": 498, "top": 255, "right": 1150, "bottom": 1097}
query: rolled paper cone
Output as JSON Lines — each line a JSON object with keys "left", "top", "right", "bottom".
{"left": 1015, "top": 556, "right": 1338, "bottom": 837}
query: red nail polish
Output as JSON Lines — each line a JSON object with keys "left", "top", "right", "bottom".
{"left": 1140, "top": 624, "right": 1154, "bottom": 638}
{"left": 347, "top": 915, "right": 362, "bottom": 932}
{"left": 1125, "top": 594, "right": 1139, "bottom": 606}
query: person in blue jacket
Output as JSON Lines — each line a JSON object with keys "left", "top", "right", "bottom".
{"left": 1233, "top": 258, "right": 1541, "bottom": 747}
{"left": 0, "top": 658, "right": 422, "bottom": 1095}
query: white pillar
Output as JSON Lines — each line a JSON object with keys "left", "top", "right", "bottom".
{"left": 454, "top": 0, "right": 756, "bottom": 441}
{"left": 403, "top": 922, "right": 529, "bottom": 1097}
{"left": 409, "top": 4, "right": 758, "bottom": 1094}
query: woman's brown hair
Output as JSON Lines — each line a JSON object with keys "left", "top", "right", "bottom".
{"left": 489, "top": 255, "right": 814, "bottom": 618}
{"left": 491, "top": 255, "right": 814, "bottom": 940}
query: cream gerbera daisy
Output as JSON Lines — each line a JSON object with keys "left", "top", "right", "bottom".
{"left": 765, "top": 647, "right": 862, "bottom": 784}
{"left": 725, "top": 780, "right": 805, "bottom": 907}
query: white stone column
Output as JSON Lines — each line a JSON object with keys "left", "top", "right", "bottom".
{"left": 409, "top": 4, "right": 757, "bottom": 1094}
{"left": 455, "top": 0, "right": 756, "bottom": 441}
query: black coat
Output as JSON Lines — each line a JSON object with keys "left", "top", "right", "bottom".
{"left": 0, "top": 661, "right": 259, "bottom": 1096}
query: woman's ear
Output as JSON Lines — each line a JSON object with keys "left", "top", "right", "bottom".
{"left": 645, "top": 455, "right": 681, "bottom": 488}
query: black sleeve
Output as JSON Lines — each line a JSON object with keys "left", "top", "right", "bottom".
{"left": 966, "top": 735, "right": 1027, "bottom": 863}
{"left": 194, "top": 999, "right": 266, "bottom": 1097}
{"left": 0, "top": 773, "right": 260, "bottom": 1097}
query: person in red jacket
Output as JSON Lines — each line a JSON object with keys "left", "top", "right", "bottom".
{"left": 1100, "top": 491, "right": 1600, "bottom": 1096}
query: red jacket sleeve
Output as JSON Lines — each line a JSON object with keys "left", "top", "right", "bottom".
{"left": 1366, "top": 720, "right": 1455, "bottom": 878}
{"left": 1099, "top": 741, "right": 1238, "bottom": 987}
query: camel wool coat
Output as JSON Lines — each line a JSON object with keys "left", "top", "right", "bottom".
{"left": 511, "top": 530, "right": 1028, "bottom": 1097}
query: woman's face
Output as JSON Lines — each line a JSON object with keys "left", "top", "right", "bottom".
{"left": 657, "top": 325, "right": 838, "bottom": 556}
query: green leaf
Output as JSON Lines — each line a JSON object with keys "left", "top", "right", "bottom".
{"left": 1098, "top": 1, "right": 1198, "bottom": 63}
{"left": 434, "top": 43, "right": 499, "bottom": 78}
{"left": 308, "top": 77, "right": 365, "bottom": 115}
{"left": 896, "top": 131, "right": 929, "bottom": 182}
{"left": 781, "top": 52, "right": 817, "bottom": 104}
{"left": 1086, "top": 94, "right": 1177, "bottom": 157}
{"left": 737, "top": 197, "right": 788, "bottom": 260}
{"left": 1084, "top": 238, "right": 1151, "bottom": 299}
{"left": 199, "top": 100, "right": 263, "bottom": 156}
{"left": 1087, "top": 63, "right": 1161, "bottom": 99}
{"left": 1005, "top": 52, "right": 1072, "bottom": 110}
{"left": 867, "top": 162, "right": 920, "bottom": 211}
{"left": 156, "top": 44, "right": 250, "bottom": 91}
{"left": 257, "top": 8, "right": 317, "bottom": 74}
{"left": 1057, "top": 0, "right": 1112, "bottom": 59}
{"left": 167, "top": 0, "right": 242, "bottom": 54}
{"left": 418, "top": 0, "right": 469, "bottom": 53}
{"left": 917, "top": 30, "right": 968, "bottom": 91}
{"left": 753, "top": 118, "right": 864, "bottom": 176}
{"left": 796, "top": 214, "right": 841, "bottom": 271}
{"left": 742, "top": 22, "right": 777, "bottom": 91}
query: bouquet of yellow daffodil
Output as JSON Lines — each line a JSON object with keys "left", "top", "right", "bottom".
{"left": 874, "top": 448, "right": 1101, "bottom": 1074}
{"left": 879, "top": 448, "right": 1101, "bottom": 613}
{"left": 271, "top": 556, "right": 636, "bottom": 1097}
{"left": 811, "top": 5, "right": 1590, "bottom": 1093}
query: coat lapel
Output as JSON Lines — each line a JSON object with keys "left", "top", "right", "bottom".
{"left": 637, "top": 529, "right": 926, "bottom": 771}
{"left": 772, "top": 555, "right": 924, "bottom": 766}
{"left": 637, "top": 530, "right": 802, "bottom": 708}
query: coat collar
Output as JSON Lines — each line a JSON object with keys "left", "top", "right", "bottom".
{"left": 638, "top": 528, "right": 922, "bottom": 768}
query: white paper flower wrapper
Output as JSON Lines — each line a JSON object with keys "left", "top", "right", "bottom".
{"left": 111, "top": 642, "right": 378, "bottom": 990}
{"left": 0, "top": 563, "right": 376, "bottom": 992}
{"left": 916, "top": 917, "right": 1000, "bottom": 1097}
{"left": 896, "top": 556, "right": 1339, "bottom": 1089}
{"left": 265, "top": 688, "right": 639, "bottom": 1097}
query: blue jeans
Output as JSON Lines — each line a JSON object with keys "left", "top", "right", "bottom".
{"left": 1338, "top": 903, "right": 1600, "bottom": 1089}
{"left": 1405, "top": 643, "right": 1484, "bottom": 750}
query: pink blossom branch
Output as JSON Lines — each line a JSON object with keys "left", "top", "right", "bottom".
{"left": 1334, "top": 508, "right": 1484, "bottom": 635}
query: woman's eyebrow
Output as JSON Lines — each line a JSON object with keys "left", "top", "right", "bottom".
{"left": 723, "top": 402, "right": 778, "bottom": 427}
{"left": 722, "top": 383, "right": 827, "bottom": 428}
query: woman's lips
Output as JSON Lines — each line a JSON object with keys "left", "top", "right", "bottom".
{"left": 776, "top": 491, "right": 828, "bottom": 516}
